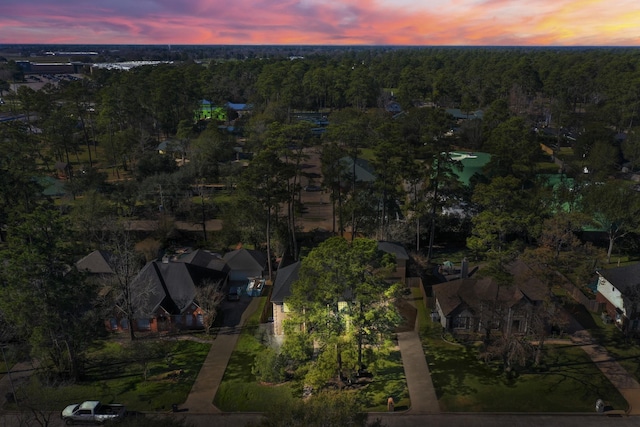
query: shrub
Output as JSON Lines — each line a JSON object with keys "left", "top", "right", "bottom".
{"left": 252, "top": 348, "right": 286, "bottom": 383}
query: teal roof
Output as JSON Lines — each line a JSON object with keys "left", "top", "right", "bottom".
{"left": 36, "top": 176, "right": 67, "bottom": 197}
{"left": 449, "top": 151, "right": 491, "bottom": 186}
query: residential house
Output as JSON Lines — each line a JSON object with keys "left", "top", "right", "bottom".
{"left": 226, "top": 102, "right": 252, "bottom": 119}
{"left": 270, "top": 243, "right": 405, "bottom": 336}
{"left": 340, "top": 157, "right": 377, "bottom": 184}
{"left": 445, "top": 108, "right": 484, "bottom": 121}
{"left": 223, "top": 248, "right": 267, "bottom": 287}
{"left": 271, "top": 261, "right": 301, "bottom": 335}
{"left": 76, "top": 250, "right": 115, "bottom": 276}
{"left": 596, "top": 263, "right": 640, "bottom": 332}
{"left": 107, "top": 250, "right": 230, "bottom": 334}
{"left": 432, "top": 260, "right": 548, "bottom": 335}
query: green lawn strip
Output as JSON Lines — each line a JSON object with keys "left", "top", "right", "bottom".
{"left": 419, "top": 297, "right": 627, "bottom": 412}
{"left": 215, "top": 296, "right": 409, "bottom": 412}
{"left": 573, "top": 305, "right": 640, "bottom": 382}
{"left": 214, "top": 297, "right": 296, "bottom": 412}
{"left": 7, "top": 339, "right": 210, "bottom": 412}
{"left": 359, "top": 347, "right": 409, "bottom": 412}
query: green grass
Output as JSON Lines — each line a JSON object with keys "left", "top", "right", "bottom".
{"left": 416, "top": 291, "right": 627, "bottom": 412}
{"left": 214, "top": 297, "right": 297, "bottom": 411}
{"left": 7, "top": 339, "right": 210, "bottom": 412}
{"left": 427, "top": 341, "right": 626, "bottom": 412}
{"left": 429, "top": 248, "right": 473, "bottom": 266}
{"left": 215, "top": 296, "right": 410, "bottom": 412}
{"left": 566, "top": 302, "right": 640, "bottom": 382}
{"left": 359, "top": 348, "right": 410, "bottom": 412}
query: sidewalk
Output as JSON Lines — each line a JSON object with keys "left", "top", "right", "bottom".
{"left": 571, "top": 330, "right": 640, "bottom": 414}
{"left": 0, "top": 360, "right": 38, "bottom": 408}
{"left": 396, "top": 298, "right": 441, "bottom": 414}
{"left": 182, "top": 297, "right": 261, "bottom": 413}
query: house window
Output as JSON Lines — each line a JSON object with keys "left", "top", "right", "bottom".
{"left": 109, "top": 318, "right": 118, "bottom": 330}
{"left": 120, "top": 318, "right": 129, "bottom": 330}
{"left": 512, "top": 319, "right": 521, "bottom": 333}
{"left": 453, "top": 316, "right": 469, "bottom": 329}
{"left": 137, "top": 318, "right": 151, "bottom": 330}
{"left": 185, "top": 314, "right": 193, "bottom": 327}
{"left": 197, "top": 314, "right": 204, "bottom": 327}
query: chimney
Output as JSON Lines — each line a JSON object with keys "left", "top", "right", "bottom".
{"left": 461, "top": 258, "right": 469, "bottom": 278}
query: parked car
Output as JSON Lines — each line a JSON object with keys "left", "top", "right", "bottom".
{"left": 61, "top": 400, "right": 126, "bottom": 425}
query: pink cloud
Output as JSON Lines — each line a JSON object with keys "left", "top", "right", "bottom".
{"left": 0, "top": 0, "right": 639, "bottom": 45}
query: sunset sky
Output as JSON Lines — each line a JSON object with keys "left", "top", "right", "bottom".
{"left": 1, "top": 0, "right": 639, "bottom": 46}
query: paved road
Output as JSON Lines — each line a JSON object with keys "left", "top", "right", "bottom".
{"left": 0, "top": 411, "right": 637, "bottom": 427}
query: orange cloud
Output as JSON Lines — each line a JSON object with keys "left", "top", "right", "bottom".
{"left": 0, "top": 0, "right": 639, "bottom": 45}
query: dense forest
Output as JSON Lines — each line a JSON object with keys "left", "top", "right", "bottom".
{"left": 2, "top": 45, "right": 640, "bottom": 380}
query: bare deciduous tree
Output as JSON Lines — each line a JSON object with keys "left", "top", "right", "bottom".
{"left": 195, "top": 279, "right": 225, "bottom": 335}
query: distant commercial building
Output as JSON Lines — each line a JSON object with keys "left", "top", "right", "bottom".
{"left": 16, "top": 60, "right": 82, "bottom": 74}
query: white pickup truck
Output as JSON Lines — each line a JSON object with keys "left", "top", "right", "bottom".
{"left": 61, "top": 400, "right": 126, "bottom": 425}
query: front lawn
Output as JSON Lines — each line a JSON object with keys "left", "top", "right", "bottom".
{"left": 6, "top": 339, "right": 210, "bottom": 412}
{"left": 214, "top": 296, "right": 409, "bottom": 412}
{"left": 417, "top": 290, "right": 628, "bottom": 412}
{"left": 214, "top": 297, "right": 297, "bottom": 412}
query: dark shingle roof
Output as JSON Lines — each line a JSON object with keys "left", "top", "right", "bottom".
{"left": 223, "top": 249, "right": 267, "bottom": 271}
{"left": 433, "top": 260, "right": 547, "bottom": 317}
{"left": 128, "top": 261, "right": 204, "bottom": 316}
{"left": 76, "top": 250, "right": 115, "bottom": 274}
{"left": 178, "top": 249, "right": 225, "bottom": 270}
{"left": 272, "top": 261, "right": 301, "bottom": 304}
{"left": 129, "top": 262, "right": 169, "bottom": 316}
{"left": 156, "top": 262, "right": 198, "bottom": 313}
{"left": 378, "top": 241, "right": 409, "bottom": 261}
{"left": 598, "top": 263, "right": 640, "bottom": 293}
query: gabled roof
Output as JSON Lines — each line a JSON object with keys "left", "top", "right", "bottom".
{"left": 157, "top": 262, "right": 199, "bottom": 313}
{"left": 272, "top": 261, "right": 301, "bottom": 304}
{"left": 129, "top": 261, "right": 200, "bottom": 316}
{"left": 378, "top": 241, "right": 409, "bottom": 261}
{"left": 129, "top": 261, "right": 171, "bottom": 316}
{"left": 598, "top": 263, "right": 640, "bottom": 294}
{"left": 223, "top": 248, "right": 267, "bottom": 272}
{"left": 433, "top": 260, "right": 547, "bottom": 317}
{"left": 157, "top": 139, "right": 185, "bottom": 152}
{"left": 178, "top": 249, "right": 229, "bottom": 272}
{"left": 340, "top": 157, "right": 377, "bottom": 183}
{"left": 76, "top": 250, "right": 115, "bottom": 275}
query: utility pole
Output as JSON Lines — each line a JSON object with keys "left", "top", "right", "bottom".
{"left": 0, "top": 344, "right": 17, "bottom": 406}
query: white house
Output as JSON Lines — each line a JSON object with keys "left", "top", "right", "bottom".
{"left": 596, "top": 263, "right": 640, "bottom": 331}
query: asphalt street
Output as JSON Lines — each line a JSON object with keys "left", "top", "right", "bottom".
{"left": 0, "top": 411, "right": 637, "bottom": 427}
